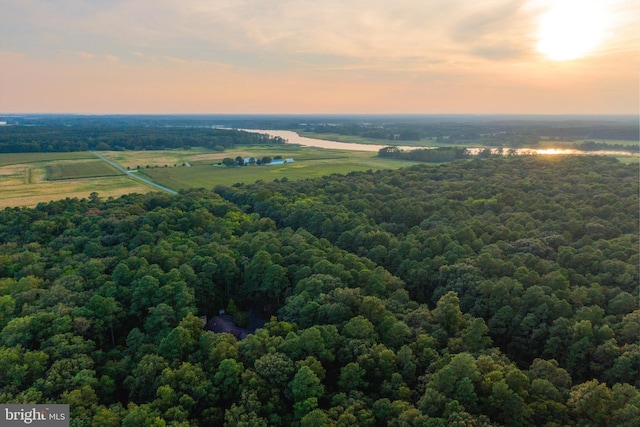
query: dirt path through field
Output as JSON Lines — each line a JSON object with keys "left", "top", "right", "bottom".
{"left": 91, "top": 152, "right": 178, "bottom": 195}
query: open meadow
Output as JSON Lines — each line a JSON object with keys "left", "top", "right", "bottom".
{"left": 118, "top": 145, "right": 417, "bottom": 189}
{"left": 0, "top": 146, "right": 420, "bottom": 207}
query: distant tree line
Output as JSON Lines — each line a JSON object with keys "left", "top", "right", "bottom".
{"left": 306, "top": 121, "right": 639, "bottom": 146}
{"left": 0, "top": 126, "right": 284, "bottom": 153}
{"left": 221, "top": 156, "right": 276, "bottom": 167}
{"left": 574, "top": 141, "right": 638, "bottom": 153}
{"left": 379, "top": 146, "right": 476, "bottom": 162}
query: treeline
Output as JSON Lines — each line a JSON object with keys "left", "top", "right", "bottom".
{"left": 305, "top": 120, "right": 639, "bottom": 146}
{"left": 0, "top": 156, "right": 638, "bottom": 426}
{"left": 574, "top": 141, "right": 638, "bottom": 153}
{"left": 378, "top": 146, "right": 474, "bottom": 162}
{"left": 0, "top": 126, "right": 284, "bottom": 153}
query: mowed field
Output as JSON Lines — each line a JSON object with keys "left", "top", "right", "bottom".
{"left": 99, "top": 144, "right": 335, "bottom": 169}
{"left": 0, "top": 152, "right": 96, "bottom": 166}
{"left": 136, "top": 146, "right": 417, "bottom": 189}
{"left": 0, "top": 152, "right": 152, "bottom": 208}
{"left": 0, "top": 147, "right": 419, "bottom": 208}
{"left": 46, "top": 160, "right": 124, "bottom": 180}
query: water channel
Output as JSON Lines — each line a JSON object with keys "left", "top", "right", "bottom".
{"left": 242, "top": 129, "right": 637, "bottom": 157}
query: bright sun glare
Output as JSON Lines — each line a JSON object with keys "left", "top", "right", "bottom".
{"left": 537, "top": 0, "right": 608, "bottom": 61}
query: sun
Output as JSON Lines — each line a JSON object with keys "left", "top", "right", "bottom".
{"left": 537, "top": 0, "right": 608, "bottom": 61}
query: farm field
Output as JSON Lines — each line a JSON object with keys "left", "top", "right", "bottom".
{"left": 0, "top": 153, "right": 151, "bottom": 208}
{"left": 142, "top": 149, "right": 416, "bottom": 189}
{"left": 99, "top": 145, "right": 305, "bottom": 169}
{"left": 0, "top": 147, "right": 419, "bottom": 207}
{"left": 128, "top": 145, "right": 414, "bottom": 189}
{"left": 46, "top": 160, "right": 124, "bottom": 180}
{"left": 0, "top": 151, "right": 95, "bottom": 166}
{"left": 0, "top": 172, "right": 151, "bottom": 209}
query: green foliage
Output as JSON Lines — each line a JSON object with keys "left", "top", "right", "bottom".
{"left": 0, "top": 156, "right": 637, "bottom": 425}
{"left": 379, "top": 146, "right": 471, "bottom": 162}
{"left": 0, "top": 125, "right": 284, "bottom": 153}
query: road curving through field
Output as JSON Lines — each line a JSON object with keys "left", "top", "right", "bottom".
{"left": 91, "top": 152, "right": 178, "bottom": 195}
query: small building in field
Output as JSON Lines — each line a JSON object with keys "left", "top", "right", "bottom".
{"left": 270, "top": 158, "right": 294, "bottom": 165}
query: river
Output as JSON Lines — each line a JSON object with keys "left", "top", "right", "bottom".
{"left": 241, "top": 129, "right": 407, "bottom": 152}
{"left": 242, "top": 129, "right": 637, "bottom": 157}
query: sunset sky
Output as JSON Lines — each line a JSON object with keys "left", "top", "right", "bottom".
{"left": 1, "top": 0, "right": 638, "bottom": 115}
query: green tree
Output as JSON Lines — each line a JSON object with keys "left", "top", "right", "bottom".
{"left": 338, "top": 362, "right": 368, "bottom": 391}
{"left": 222, "top": 157, "right": 236, "bottom": 167}
{"left": 289, "top": 366, "right": 324, "bottom": 420}
{"left": 86, "top": 294, "right": 124, "bottom": 348}
{"left": 567, "top": 379, "right": 613, "bottom": 426}
{"left": 213, "top": 359, "right": 244, "bottom": 404}
{"left": 0, "top": 294, "right": 16, "bottom": 329}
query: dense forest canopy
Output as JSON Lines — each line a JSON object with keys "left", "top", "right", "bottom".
{"left": 0, "top": 155, "right": 638, "bottom": 426}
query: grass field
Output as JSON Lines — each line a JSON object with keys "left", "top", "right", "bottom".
{"left": 100, "top": 144, "right": 343, "bottom": 169}
{"left": 0, "top": 153, "right": 151, "bottom": 208}
{"left": 0, "top": 147, "right": 419, "bottom": 207}
{"left": 0, "top": 170, "right": 151, "bottom": 209}
{"left": 0, "top": 152, "right": 95, "bottom": 166}
{"left": 46, "top": 160, "right": 124, "bottom": 180}
{"left": 138, "top": 146, "right": 418, "bottom": 190}
{"left": 100, "top": 144, "right": 404, "bottom": 190}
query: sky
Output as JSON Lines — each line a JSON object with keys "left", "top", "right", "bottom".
{"left": 1, "top": 0, "right": 638, "bottom": 115}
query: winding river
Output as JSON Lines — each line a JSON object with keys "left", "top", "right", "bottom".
{"left": 243, "top": 129, "right": 637, "bottom": 157}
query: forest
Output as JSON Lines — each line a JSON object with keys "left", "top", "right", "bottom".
{"left": 0, "top": 154, "right": 638, "bottom": 426}
{"left": 301, "top": 117, "right": 639, "bottom": 145}
{"left": 0, "top": 125, "right": 284, "bottom": 153}
{"left": 378, "top": 146, "right": 474, "bottom": 163}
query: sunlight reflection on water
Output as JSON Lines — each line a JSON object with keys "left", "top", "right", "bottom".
{"left": 242, "top": 129, "right": 637, "bottom": 157}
